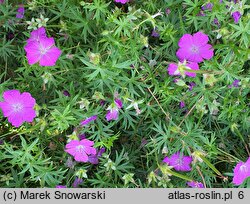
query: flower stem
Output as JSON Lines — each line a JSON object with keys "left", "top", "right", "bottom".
{"left": 183, "top": 68, "right": 224, "bottom": 75}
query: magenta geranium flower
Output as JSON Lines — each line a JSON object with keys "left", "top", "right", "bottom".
{"left": 16, "top": 5, "right": 25, "bottom": 19}
{"left": 63, "top": 90, "right": 70, "bottom": 97}
{"left": 24, "top": 27, "right": 61, "bottom": 66}
{"left": 180, "top": 101, "right": 185, "bottom": 109}
{"left": 188, "top": 82, "right": 196, "bottom": 91}
{"left": 27, "top": 27, "right": 47, "bottom": 43}
{"left": 115, "top": 0, "right": 129, "bottom": 4}
{"left": 187, "top": 181, "right": 204, "bottom": 188}
{"left": 115, "top": 98, "right": 123, "bottom": 109}
{"left": 232, "top": 11, "right": 241, "bottom": 24}
{"left": 25, "top": 37, "right": 61, "bottom": 66}
{"left": 228, "top": 79, "right": 240, "bottom": 88}
{"left": 56, "top": 185, "right": 67, "bottom": 188}
{"left": 88, "top": 147, "right": 106, "bottom": 164}
{"left": 65, "top": 139, "right": 96, "bottom": 162}
{"left": 163, "top": 152, "right": 192, "bottom": 172}
{"left": 105, "top": 98, "right": 123, "bottom": 121}
{"left": 201, "top": 3, "right": 213, "bottom": 11}
{"left": 72, "top": 177, "right": 83, "bottom": 188}
{"left": 176, "top": 32, "right": 214, "bottom": 63}
{"left": 0, "top": 90, "right": 36, "bottom": 127}
{"left": 151, "top": 28, "right": 160, "bottom": 38}
{"left": 106, "top": 109, "right": 119, "bottom": 121}
{"left": 233, "top": 157, "right": 250, "bottom": 185}
{"left": 167, "top": 60, "right": 199, "bottom": 77}
{"left": 80, "top": 115, "right": 97, "bottom": 126}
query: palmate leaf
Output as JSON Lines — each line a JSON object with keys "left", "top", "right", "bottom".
{"left": 0, "top": 0, "right": 249, "bottom": 188}
{"left": 230, "top": 20, "right": 250, "bottom": 48}
{"left": 31, "top": 163, "right": 67, "bottom": 187}
{"left": 88, "top": 173, "right": 117, "bottom": 188}
{"left": 5, "top": 169, "right": 26, "bottom": 188}
{"left": 95, "top": 133, "right": 120, "bottom": 150}
{"left": 0, "top": 2, "right": 16, "bottom": 32}
{"left": 0, "top": 38, "right": 15, "bottom": 62}
{"left": 81, "top": 0, "right": 110, "bottom": 24}
{"left": 50, "top": 105, "right": 76, "bottom": 131}
{"left": 65, "top": 7, "right": 95, "bottom": 43}
{"left": 1, "top": 137, "right": 67, "bottom": 187}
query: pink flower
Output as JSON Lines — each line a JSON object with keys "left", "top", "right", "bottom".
{"left": 187, "top": 181, "right": 204, "bottom": 188}
{"left": 232, "top": 11, "right": 241, "bottom": 24}
{"left": 105, "top": 98, "right": 123, "bottom": 121}
{"left": 0, "top": 90, "right": 36, "bottom": 127}
{"left": 228, "top": 79, "right": 240, "bottom": 88}
{"left": 188, "top": 82, "right": 196, "bottom": 91}
{"left": 62, "top": 90, "right": 70, "bottom": 97}
{"left": 114, "top": 0, "right": 129, "bottom": 4}
{"left": 165, "top": 8, "right": 171, "bottom": 15}
{"left": 16, "top": 5, "right": 25, "bottom": 19}
{"left": 180, "top": 101, "right": 185, "bottom": 108}
{"left": 106, "top": 109, "right": 119, "bottom": 121}
{"left": 72, "top": 177, "right": 83, "bottom": 188}
{"left": 151, "top": 28, "right": 160, "bottom": 38}
{"left": 65, "top": 139, "right": 96, "bottom": 162}
{"left": 233, "top": 157, "right": 250, "bottom": 185}
{"left": 201, "top": 3, "right": 213, "bottom": 11}
{"left": 27, "top": 27, "right": 47, "bottom": 43}
{"left": 88, "top": 147, "right": 106, "bottom": 164}
{"left": 163, "top": 152, "right": 192, "bottom": 172}
{"left": 24, "top": 27, "right": 61, "bottom": 66}
{"left": 176, "top": 32, "right": 214, "bottom": 63}
{"left": 56, "top": 185, "right": 67, "bottom": 188}
{"left": 167, "top": 61, "right": 199, "bottom": 77}
{"left": 115, "top": 98, "right": 123, "bottom": 109}
{"left": 80, "top": 115, "right": 97, "bottom": 126}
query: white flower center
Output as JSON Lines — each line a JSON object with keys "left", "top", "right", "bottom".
{"left": 176, "top": 63, "right": 191, "bottom": 77}
{"left": 12, "top": 103, "right": 23, "bottom": 112}
{"left": 39, "top": 46, "right": 49, "bottom": 55}
{"left": 190, "top": 45, "right": 199, "bottom": 54}
{"left": 194, "top": 183, "right": 200, "bottom": 187}
{"left": 174, "top": 69, "right": 180, "bottom": 75}
{"left": 76, "top": 145, "right": 85, "bottom": 153}
{"left": 240, "top": 165, "right": 248, "bottom": 173}
{"left": 176, "top": 158, "right": 184, "bottom": 166}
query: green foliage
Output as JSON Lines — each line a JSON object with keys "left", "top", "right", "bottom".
{"left": 0, "top": 137, "right": 66, "bottom": 187}
{"left": 0, "top": 0, "right": 249, "bottom": 188}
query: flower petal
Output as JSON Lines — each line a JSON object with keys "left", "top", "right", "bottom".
{"left": 80, "top": 139, "right": 94, "bottom": 147}
{"left": 25, "top": 42, "right": 41, "bottom": 65}
{"left": 193, "top": 32, "right": 209, "bottom": 46}
{"left": 200, "top": 44, "right": 214, "bottom": 60}
{"left": 65, "top": 140, "right": 80, "bottom": 149}
{"left": 7, "top": 112, "right": 24, "bottom": 127}
{"left": 28, "top": 27, "right": 47, "bottom": 42}
{"left": 167, "top": 63, "right": 179, "bottom": 76}
{"left": 65, "top": 148, "right": 77, "bottom": 157}
{"left": 74, "top": 152, "right": 88, "bottom": 162}
{"left": 185, "top": 62, "right": 199, "bottom": 77}
{"left": 39, "top": 37, "right": 55, "bottom": 49}
{"left": 178, "top": 34, "right": 193, "bottom": 48}
{"left": 176, "top": 48, "right": 191, "bottom": 61}
{"left": 2, "top": 90, "right": 21, "bottom": 102}
{"left": 0, "top": 102, "right": 13, "bottom": 117}
{"left": 20, "top": 92, "right": 36, "bottom": 108}
{"left": 84, "top": 147, "right": 97, "bottom": 155}
{"left": 187, "top": 53, "right": 204, "bottom": 63}
{"left": 22, "top": 107, "right": 36, "bottom": 122}
{"left": 39, "top": 47, "right": 61, "bottom": 66}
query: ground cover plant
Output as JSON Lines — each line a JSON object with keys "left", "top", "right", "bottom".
{"left": 0, "top": 0, "right": 249, "bottom": 188}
